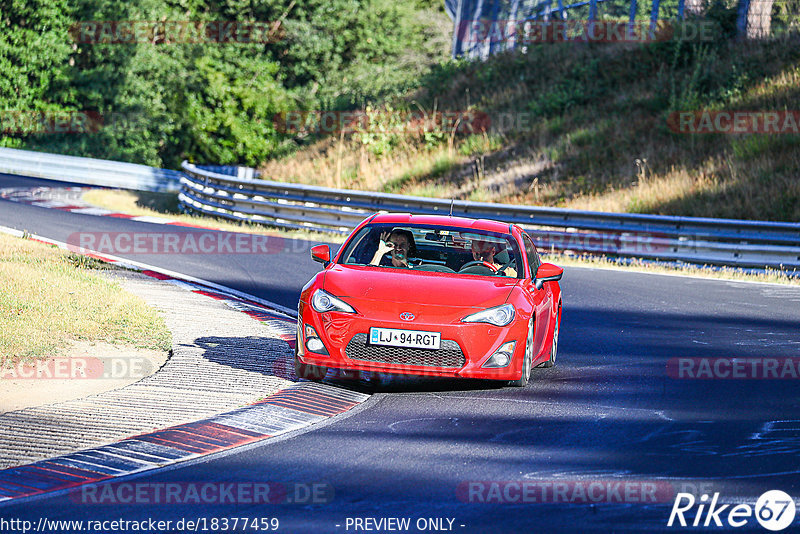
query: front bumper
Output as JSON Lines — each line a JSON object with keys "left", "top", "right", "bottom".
{"left": 296, "top": 301, "right": 529, "bottom": 380}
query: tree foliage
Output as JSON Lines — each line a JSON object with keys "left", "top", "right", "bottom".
{"left": 0, "top": 0, "right": 449, "bottom": 167}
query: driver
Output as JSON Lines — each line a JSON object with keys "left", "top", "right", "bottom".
{"left": 470, "top": 239, "right": 517, "bottom": 277}
{"left": 370, "top": 229, "right": 417, "bottom": 268}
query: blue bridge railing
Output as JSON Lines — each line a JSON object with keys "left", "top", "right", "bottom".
{"left": 449, "top": 0, "right": 689, "bottom": 58}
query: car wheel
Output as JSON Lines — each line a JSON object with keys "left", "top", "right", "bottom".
{"left": 539, "top": 307, "right": 560, "bottom": 368}
{"left": 294, "top": 354, "right": 327, "bottom": 381}
{"left": 508, "top": 318, "right": 534, "bottom": 387}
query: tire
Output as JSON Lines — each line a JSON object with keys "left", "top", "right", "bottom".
{"left": 294, "top": 354, "right": 327, "bottom": 381}
{"left": 508, "top": 318, "right": 534, "bottom": 387}
{"left": 539, "top": 307, "right": 560, "bottom": 368}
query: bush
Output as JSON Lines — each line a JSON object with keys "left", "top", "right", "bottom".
{"left": 0, "top": 0, "right": 449, "bottom": 168}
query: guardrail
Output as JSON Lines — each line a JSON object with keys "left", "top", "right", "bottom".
{"left": 0, "top": 147, "right": 181, "bottom": 193}
{"left": 4, "top": 147, "right": 793, "bottom": 270}
{"left": 180, "top": 161, "right": 800, "bottom": 270}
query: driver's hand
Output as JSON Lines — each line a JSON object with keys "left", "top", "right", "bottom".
{"left": 502, "top": 266, "right": 518, "bottom": 277}
{"left": 377, "top": 232, "right": 394, "bottom": 255}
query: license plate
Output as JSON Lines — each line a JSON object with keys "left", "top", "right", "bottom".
{"left": 369, "top": 327, "right": 441, "bottom": 350}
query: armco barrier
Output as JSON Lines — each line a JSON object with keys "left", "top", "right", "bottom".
{"left": 0, "top": 146, "right": 181, "bottom": 193}
{"left": 180, "top": 161, "right": 800, "bottom": 270}
{"left": 0, "top": 147, "right": 796, "bottom": 270}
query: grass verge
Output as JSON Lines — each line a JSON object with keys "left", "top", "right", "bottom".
{"left": 260, "top": 30, "right": 800, "bottom": 222}
{"left": 0, "top": 233, "right": 172, "bottom": 365}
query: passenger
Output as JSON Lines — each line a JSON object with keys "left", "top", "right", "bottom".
{"left": 470, "top": 239, "right": 518, "bottom": 277}
{"left": 370, "top": 229, "right": 417, "bottom": 268}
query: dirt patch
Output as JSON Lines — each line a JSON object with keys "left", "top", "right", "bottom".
{"left": 0, "top": 340, "right": 168, "bottom": 414}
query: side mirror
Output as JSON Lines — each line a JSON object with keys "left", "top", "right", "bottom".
{"left": 534, "top": 263, "right": 563, "bottom": 290}
{"left": 311, "top": 244, "right": 331, "bottom": 266}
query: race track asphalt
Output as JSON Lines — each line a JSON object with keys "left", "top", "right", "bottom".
{"left": 1, "top": 174, "right": 799, "bottom": 533}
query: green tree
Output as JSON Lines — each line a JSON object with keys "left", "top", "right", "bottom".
{"left": 0, "top": 0, "right": 75, "bottom": 146}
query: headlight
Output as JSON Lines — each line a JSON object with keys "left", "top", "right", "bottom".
{"left": 462, "top": 304, "right": 515, "bottom": 326}
{"left": 311, "top": 289, "right": 356, "bottom": 314}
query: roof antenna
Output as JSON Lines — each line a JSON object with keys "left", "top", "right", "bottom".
{"left": 449, "top": 198, "right": 454, "bottom": 217}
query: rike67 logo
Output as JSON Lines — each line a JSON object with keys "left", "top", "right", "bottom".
{"left": 668, "top": 490, "right": 796, "bottom": 531}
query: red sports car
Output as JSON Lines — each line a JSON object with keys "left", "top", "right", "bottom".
{"left": 295, "top": 213, "right": 563, "bottom": 386}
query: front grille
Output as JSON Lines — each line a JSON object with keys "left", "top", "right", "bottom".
{"left": 345, "top": 333, "right": 465, "bottom": 368}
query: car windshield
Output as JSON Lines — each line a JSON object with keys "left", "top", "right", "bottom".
{"left": 338, "top": 223, "right": 523, "bottom": 278}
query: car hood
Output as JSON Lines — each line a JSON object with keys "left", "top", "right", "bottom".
{"left": 322, "top": 265, "right": 518, "bottom": 310}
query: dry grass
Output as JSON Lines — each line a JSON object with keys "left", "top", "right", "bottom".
{"left": 540, "top": 62, "right": 800, "bottom": 217}
{"left": 82, "top": 189, "right": 181, "bottom": 217}
{"left": 260, "top": 133, "right": 466, "bottom": 194}
{"left": 0, "top": 233, "right": 172, "bottom": 364}
{"left": 260, "top": 33, "right": 800, "bottom": 222}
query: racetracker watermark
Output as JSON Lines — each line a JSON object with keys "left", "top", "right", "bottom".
{"left": 70, "top": 482, "right": 332, "bottom": 505}
{"left": 537, "top": 230, "right": 673, "bottom": 255}
{"left": 0, "top": 111, "right": 146, "bottom": 135}
{"left": 273, "top": 110, "right": 490, "bottom": 136}
{"left": 66, "top": 231, "right": 300, "bottom": 255}
{"left": 278, "top": 110, "right": 800, "bottom": 137}
{"left": 1, "top": 517, "right": 279, "bottom": 533}
{"left": 457, "top": 480, "right": 675, "bottom": 504}
{"left": 70, "top": 21, "right": 284, "bottom": 44}
{"left": 667, "top": 111, "right": 800, "bottom": 134}
{"left": 455, "top": 19, "right": 716, "bottom": 44}
{"left": 0, "top": 357, "right": 153, "bottom": 380}
{"left": 667, "top": 357, "right": 800, "bottom": 380}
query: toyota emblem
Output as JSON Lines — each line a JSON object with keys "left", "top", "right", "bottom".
{"left": 399, "top": 312, "right": 415, "bottom": 321}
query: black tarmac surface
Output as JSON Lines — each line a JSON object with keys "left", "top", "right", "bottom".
{"left": 2, "top": 174, "right": 799, "bottom": 533}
